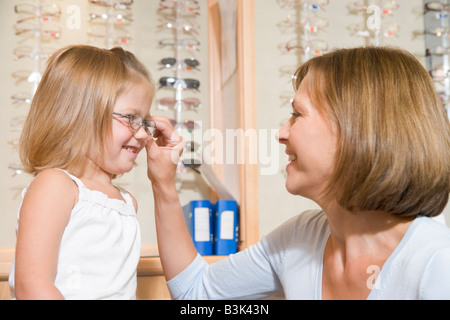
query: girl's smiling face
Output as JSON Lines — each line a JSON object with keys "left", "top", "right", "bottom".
{"left": 91, "top": 80, "right": 154, "bottom": 177}
{"left": 278, "top": 75, "right": 338, "bottom": 203}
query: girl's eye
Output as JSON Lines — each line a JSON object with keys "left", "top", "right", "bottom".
{"left": 291, "top": 112, "right": 301, "bottom": 118}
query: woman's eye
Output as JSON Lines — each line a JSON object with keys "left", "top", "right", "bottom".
{"left": 291, "top": 112, "right": 301, "bottom": 118}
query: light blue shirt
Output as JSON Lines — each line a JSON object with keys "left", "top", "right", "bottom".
{"left": 167, "top": 210, "right": 450, "bottom": 300}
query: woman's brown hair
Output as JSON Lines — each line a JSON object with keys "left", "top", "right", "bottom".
{"left": 20, "top": 45, "right": 154, "bottom": 177}
{"left": 294, "top": 46, "right": 450, "bottom": 218}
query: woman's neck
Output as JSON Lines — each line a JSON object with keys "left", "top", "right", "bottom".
{"left": 320, "top": 200, "right": 415, "bottom": 299}
{"left": 321, "top": 200, "right": 414, "bottom": 263}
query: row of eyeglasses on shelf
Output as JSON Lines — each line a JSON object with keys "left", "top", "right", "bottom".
{"left": 10, "top": 0, "right": 62, "bottom": 177}
{"left": 276, "top": 0, "right": 401, "bottom": 111}
{"left": 156, "top": 0, "right": 203, "bottom": 133}
{"left": 11, "top": 0, "right": 136, "bottom": 107}
{"left": 155, "top": 0, "right": 204, "bottom": 174}
{"left": 423, "top": 0, "right": 450, "bottom": 118}
{"left": 276, "top": 0, "right": 403, "bottom": 60}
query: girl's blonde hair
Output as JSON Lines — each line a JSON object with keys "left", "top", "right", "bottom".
{"left": 294, "top": 46, "right": 450, "bottom": 218}
{"left": 20, "top": 45, "right": 154, "bottom": 177}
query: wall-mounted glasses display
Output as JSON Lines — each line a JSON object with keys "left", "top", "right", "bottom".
{"left": 424, "top": 0, "right": 450, "bottom": 119}
{"left": 347, "top": 0, "right": 400, "bottom": 46}
{"left": 276, "top": 0, "right": 329, "bottom": 61}
{"left": 9, "top": 0, "right": 63, "bottom": 178}
{"left": 155, "top": 0, "right": 203, "bottom": 176}
{"left": 87, "top": 0, "right": 134, "bottom": 48}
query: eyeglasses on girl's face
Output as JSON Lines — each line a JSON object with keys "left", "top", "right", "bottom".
{"left": 113, "top": 112, "right": 156, "bottom": 135}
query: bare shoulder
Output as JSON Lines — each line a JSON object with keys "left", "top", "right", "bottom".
{"left": 128, "top": 192, "right": 138, "bottom": 213}
{"left": 24, "top": 168, "right": 79, "bottom": 210}
{"left": 14, "top": 169, "right": 79, "bottom": 296}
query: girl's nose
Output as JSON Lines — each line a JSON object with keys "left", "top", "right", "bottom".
{"left": 135, "top": 126, "right": 150, "bottom": 140}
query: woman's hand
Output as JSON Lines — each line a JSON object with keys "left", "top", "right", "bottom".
{"left": 145, "top": 116, "right": 185, "bottom": 186}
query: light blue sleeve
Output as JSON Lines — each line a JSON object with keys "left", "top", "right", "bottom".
{"left": 167, "top": 241, "right": 284, "bottom": 300}
{"left": 420, "top": 248, "right": 450, "bottom": 300}
{"left": 166, "top": 214, "right": 304, "bottom": 300}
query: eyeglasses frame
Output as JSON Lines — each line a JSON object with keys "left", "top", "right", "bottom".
{"left": 112, "top": 112, "right": 156, "bottom": 135}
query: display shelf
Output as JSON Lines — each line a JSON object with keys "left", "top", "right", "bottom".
{"left": 423, "top": 0, "right": 450, "bottom": 120}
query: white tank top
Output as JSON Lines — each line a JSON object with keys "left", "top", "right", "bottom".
{"left": 9, "top": 170, "right": 141, "bottom": 300}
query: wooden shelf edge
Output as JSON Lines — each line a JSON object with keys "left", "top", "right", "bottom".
{"left": 137, "top": 255, "right": 227, "bottom": 277}
{"left": 2, "top": 245, "right": 229, "bottom": 280}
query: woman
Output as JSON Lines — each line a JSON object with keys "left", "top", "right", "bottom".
{"left": 146, "top": 46, "right": 450, "bottom": 299}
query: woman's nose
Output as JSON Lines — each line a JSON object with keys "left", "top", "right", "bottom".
{"left": 277, "top": 120, "right": 290, "bottom": 144}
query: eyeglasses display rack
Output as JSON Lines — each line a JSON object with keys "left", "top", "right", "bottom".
{"left": 347, "top": 0, "right": 400, "bottom": 46}
{"left": 87, "top": 0, "right": 134, "bottom": 48}
{"left": 275, "top": 0, "right": 329, "bottom": 137}
{"left": 423, "top": 0, "right": 450, "bottom": 120}
{"left": 276, "top": 0, "right": 329, "bottom": 105}
{"left": 156, "top": 0, "right": 202, "bottom": 179}
{"left": 274, "top": 0, "right": 329, "bottom": 179}
{"left": 9, "top": 0, "right": 62, "bottom": 177}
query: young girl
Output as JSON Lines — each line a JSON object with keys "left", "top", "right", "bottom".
{"left": 9, "top": 45, "right": 156, "bottom": 299}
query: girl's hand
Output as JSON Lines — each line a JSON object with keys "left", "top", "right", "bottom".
{"left": 145, "top": 116, "right": 185, "bottom": 185}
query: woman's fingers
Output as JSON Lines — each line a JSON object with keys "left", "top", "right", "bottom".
{"left": 151, "top": 116, "right": 182, "bottom": 148}
{"left": 145, "top": 116, "right": 185, "bottom": 182}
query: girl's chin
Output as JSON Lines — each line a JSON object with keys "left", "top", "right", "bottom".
{"left": 108, "top": 165, "right": 135, "bottom": 176}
